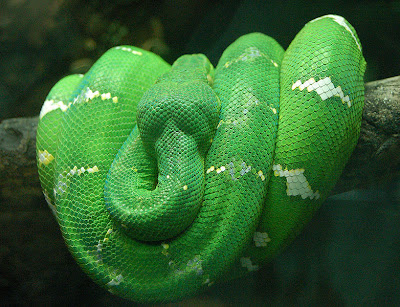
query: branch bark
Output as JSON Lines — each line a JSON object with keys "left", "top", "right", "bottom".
{"left": 1, "top": 76, "right": 399, "bottom": 201}
{"left": 332, "top": 76, "right": 400, "bottom": 194}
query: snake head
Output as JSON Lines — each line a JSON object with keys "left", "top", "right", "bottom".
{"left": 137, "top": 54, "right": 220, "bottom": 157}
{"left": 105, "top": 54, "right": 222, "bottom": 241}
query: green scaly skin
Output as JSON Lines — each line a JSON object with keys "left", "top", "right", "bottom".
{"left": 36, "top": 15, "right": 366, "bottom": 303}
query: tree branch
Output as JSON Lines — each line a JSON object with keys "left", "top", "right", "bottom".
{"left": 332, "top": 76, "right": 400, "bottom": 194}
{"left": 1, "top": 76, "right": 399, "bottom": 201}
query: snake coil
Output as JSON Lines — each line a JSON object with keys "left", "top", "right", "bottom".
{"left": 36, "top": 15, "right": 366, "bottom": 303}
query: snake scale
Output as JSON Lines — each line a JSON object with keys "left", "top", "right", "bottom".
{"left": 36, "top": 15, "right": 366, "bottom": 303}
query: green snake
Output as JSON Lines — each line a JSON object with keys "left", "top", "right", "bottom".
{"left": 36, "top": 15, "right": 366, "bottom": 303}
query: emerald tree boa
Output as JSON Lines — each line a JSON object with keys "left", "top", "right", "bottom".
{"left": 36, "top": 15, "right": 366, "bottom": 303}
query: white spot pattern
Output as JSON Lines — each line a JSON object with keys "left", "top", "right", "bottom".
{"left": 240, "top": 257, "right": 259, "bottom": 272}
{"left": 107, "top": 274, "right": 123, "bottom": 286}
{"left": 54, "top": 165, "right": 99, "bottom": 197}
{"left": 101, "top": 92, "right": 111, "bottom": 100}
{"left": 292, "top": 77, "right": 352, "bottom": 107}
{"left": 96, "top": 228, "right": 113, "bottom": 263}
{"left": 257, "top": 170, "right": 265, "bottom": 181}
{"left": 206, "top": 166, "right": 215, "bottom": 174}
{"left": 310, "top": 15, "right": 362, "bottom": 52}
{"left": 40, "top": 87, "right": 119, "bottom": 119}
{"left": 253, "top": 232, "right": 271, "bottom": 247}
{"left": 43, "top": 190, "right": 56, "bottom": 216}
{"left": 186, "top": 256, "right": 203, "bottom": 276}
{"left": 84, "top": 88, "right": 99, "bottom": 101}
{"left": 40, "top": 100, "right": 69, "bottom": 119}
{"left": 84, "top": 87, "right": 118, "bottom": 103}
{"left": 216, "top": 166, "right": 226, "bottom": 174}
{"left": 224, "top": 46, "right": 279, "bottom": 68}
{"left": 273, "top": 164, "right": 320, "bottom": 200}
{"left": 207, "top": 161, "right": 267, "bottom": 183}
{"left": 115, "top": 46, "right": 143, "bottom": 55}
{"left": 38, "top": 149, "right": 54, "bottom": 166}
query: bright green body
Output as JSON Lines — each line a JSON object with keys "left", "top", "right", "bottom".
{"left": 36, "top": 15, "right": 366, "bottom": 303}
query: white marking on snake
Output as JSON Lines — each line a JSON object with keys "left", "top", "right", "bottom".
{"left": 240, "top": 257, "right": 259, "bottom": 272}
{"left": 107, "top": 274, "right": 123, "bottom": 286}
{"left": 257, "top": 170, "right": 265, "bottom": 181}
{"left": 96, "top": 228, "right": 113, "bottom": 263}
{"left": 42, "top": 87, "right": 119, "bottom": 118}
{"left": 38, "top": 150, "right": 54, "bottom": 166}
{"left": 240, "top": 162, "right": 251, "bottom": 176}
{"left": 224, "top": 47, "right": 279, "bottom": 68}
{"left": 96, "top": 240, "right": 103, "bottom": 263}
{"left": 292, "top": 77, "right": 351, "bottom": 107}
{"left": 54, "top": 180, "right": 67, "bottom": 196}
{"left": 87, "top": 166, "right": 99, "bottom": 173}
{"left": 161, "top": 243, "right": 169, "bottom": 256}
{"left": 55, "top": 165, "right": 99, "bottom": 196}
{"left": 101, "top": 93, "right": 111, "bottom": 100}
{"left": 206, "top": 166, "right": 215, "bottom": 174}
{"left": 43, "top": 190, "right": 57, "bottom": 216}
{"left": 203, "top": 277, "right": 214, "bottom": 286}
{"left": 79, "top": 87, "right": 119, "bottom": 104}
{"left": 243, "top": 90, "right": 259, "bottom": 106}
{"left": 186, "top": 256, "right": 204, "bottom": 275}
{"left": 273, "top": 164, "right": 320, "bottom": 200}
{"left": 84, "top": 88, "right": 100, "bottom": 101}
{"left": 115, "top": 46, "right": 143, "bottom": 56}
{"left": 39, "top": 100, "right": 69, "bottom": 119}
{"left": 310, "top": 15, "right": 362, "bottom": 52}
{"left": 69, "top": 166, "right": 77, "bottom": 176}
{"left": 210, "top": 161, "right": 267, "bottom": 183}
{"left": 228, "top": 162, "right": 236, "bottom": 180}
{"left": 253, "top": 232, "right": 271, "bottom": 247}
{"left": 216, "top": 165, "right": 226, "bottom": 174}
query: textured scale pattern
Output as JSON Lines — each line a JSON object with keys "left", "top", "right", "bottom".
{"left": 36, "top": 15, "right": 366, "bottom": 303}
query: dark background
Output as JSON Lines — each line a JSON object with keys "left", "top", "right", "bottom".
{"left": 1, "top": 0, "right": 399, "bottom": 306}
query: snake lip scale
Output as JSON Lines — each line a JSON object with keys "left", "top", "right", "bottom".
{"left": 36, "top": 15, "right": 366, "bottom": 303}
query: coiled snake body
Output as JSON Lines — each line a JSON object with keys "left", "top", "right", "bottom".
{"left": 36, "top": 15, "right": 366, "bottom": 302}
